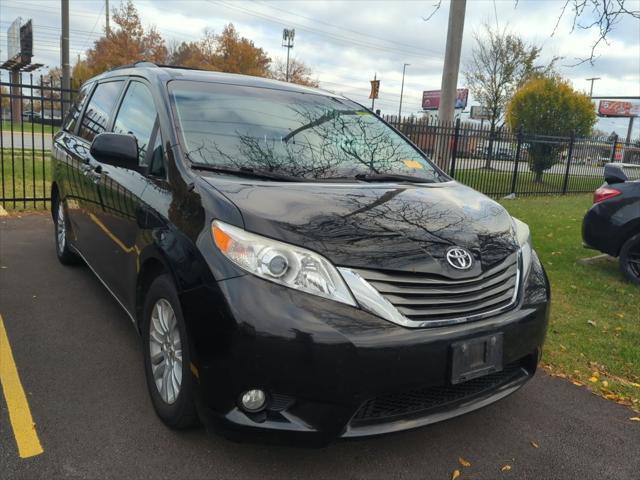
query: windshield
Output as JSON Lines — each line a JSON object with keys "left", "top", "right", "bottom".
{"left": 168, "top": 80, "right": 443, "bottom": 182}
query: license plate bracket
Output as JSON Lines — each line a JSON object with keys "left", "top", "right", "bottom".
{"left": 450, "top": 333, "right": 503, "bottom": 384}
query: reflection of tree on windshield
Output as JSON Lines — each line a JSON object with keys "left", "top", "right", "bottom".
{"left": 184, "top": 103, "right": 440, "bottom": 181}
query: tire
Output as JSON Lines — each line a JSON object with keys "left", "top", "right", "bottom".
{"left": 53, "top": 197, "right": 80, "bottom": 265}
{"left": 142, "top": 274, "right": 199, "bottom": 429}
{"left": 619, "top": 233, "right": 640, "bottom": 286}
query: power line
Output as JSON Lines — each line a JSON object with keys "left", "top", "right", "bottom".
{"left": 81, "top": 5, "right": 105, "bottom": 52}
{"left": 2, "top": 0, "right": 101, "bottom": 18}
{"left": 250, "top": 0, "right": 438, "bottom": 55}
{"left": 207, "top": 0, "right": 442, "bottom": 60}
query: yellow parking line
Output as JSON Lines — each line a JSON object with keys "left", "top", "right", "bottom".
{"left": 0, "top": 314, "right": 44, "bottom": 458}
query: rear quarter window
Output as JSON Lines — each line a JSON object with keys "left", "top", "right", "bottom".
{"left": 62, "top": 83, "right": 92, "bottom": 134}
{"left": 78, "top": 80, "right": 124, "bottom": 142}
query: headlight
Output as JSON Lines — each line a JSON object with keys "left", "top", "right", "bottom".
{"left": 212, "top": 220, "right": 356, "bottom": 306}
{"left": 512, "top": 217, "right": 533, "bottom": 279}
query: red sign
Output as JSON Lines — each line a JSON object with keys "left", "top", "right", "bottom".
{"left": 422, "top": 88, "right": 468, "bottom": 110}
{"left": 598, "top": 100, "right": 640, "bottom": 118}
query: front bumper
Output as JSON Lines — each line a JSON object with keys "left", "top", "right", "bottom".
{"left": 183, "top": 263, "right": 550, "bottom": 445}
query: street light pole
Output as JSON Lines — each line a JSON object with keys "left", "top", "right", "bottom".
{"left": 586, "top": 77, "right": 601, "bottom": 97}
{"left": 398, "top": 63, "right": 410, "bottom": 120}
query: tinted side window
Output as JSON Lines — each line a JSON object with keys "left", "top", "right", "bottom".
{"left": 78, "top": 80, "right": 123, "bottom": 142}
{"left": 63, "top": 83, "right": 91, "bottom": 133}
{"left": 147, "top": 134, "right": 165, "bottom": 177}
{"left": 112, "top": 82, "right": 157, "bottom": 166}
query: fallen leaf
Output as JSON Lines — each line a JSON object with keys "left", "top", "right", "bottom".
{"left": 459, "top": 457, "right": 471, "bottom": 467}
{"left": 572, "top": 381, "right": 583, "bottom": 387}
{"left": 587, "top": 320, "right": 597, "bottom": 327}
{"left": 616, "top": 313, "right": 624, "bottom": 319}
{"left": 451, "top": 469, "right": 461, "bottom": 480}
{"left": 501, "top": 464, "right": 512, "bottom": 472}
{"left": 589, "top": 376, "right": 599, "bottom": 383}
{"left": 630, "top": 383, "right": 640, "bottom": 388}
{"left": 601, "top": 380, "right": 609, "bottom": 388}
{"left": 531, "top": 441, "right": 540, "bottom": 448}
{"left": 630, "top": 417, "right": 640, "bottom": 422}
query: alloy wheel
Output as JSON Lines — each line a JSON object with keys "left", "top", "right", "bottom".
{"left": 149, "top": 298, "right": 183, "bottom": 405}
{"left": 56, "top": 202, "right": 66, "bottom": 255}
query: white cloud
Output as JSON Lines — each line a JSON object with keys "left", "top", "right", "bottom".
{"left": 1, "top": 0, "right": 638, "bottom": 134}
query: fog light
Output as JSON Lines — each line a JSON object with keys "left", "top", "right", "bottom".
{"left": 240, "top": 389, "right": 266, "bottom": 412}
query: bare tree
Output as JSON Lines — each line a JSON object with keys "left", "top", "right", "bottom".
{"left": 423, "top": 0, "right": 639, "bottom": 65}
{"left": 464, "top": 25, "right": 556, "bottom": 168}
{"left": 551, "top": 0, "right": 640, "bottom": 64}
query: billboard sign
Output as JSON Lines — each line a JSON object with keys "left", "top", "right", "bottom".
{"left": 470, "top": 106, "right": 491, "bottom": 120}
{"left": 20, "top": 20, "right": 33, "bottom": 58}
{"left": 422, "top": 88, "right": 469, "bottom": 110}
{"left": 598, "top": 100, "right": 640, "bottom": 118}
{"left": 6, "top": 17, "right": 21, "bottom": 61}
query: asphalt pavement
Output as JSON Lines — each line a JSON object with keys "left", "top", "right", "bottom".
{"left": 1, "top": 131, "right": 52, "bottom": 150}
{"left": 1, "top": 214, "right": 638, "bottom": 480}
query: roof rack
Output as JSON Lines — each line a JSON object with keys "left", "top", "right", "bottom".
{"left": 107, "top": 62, "right": 208, "bottom": 73}
{"left": 108, "top": 61, "right": 158, "bottom": 72}
{"left": 155, "top": 64, "right": 207, "bottom": 72}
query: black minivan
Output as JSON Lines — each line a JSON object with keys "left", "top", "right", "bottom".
{"left": 51, "top": 63, "right": 550, "bottom": 444}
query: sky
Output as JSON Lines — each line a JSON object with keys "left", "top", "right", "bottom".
{"left": 1, "top": 0, "right": 639, "bottom": 137}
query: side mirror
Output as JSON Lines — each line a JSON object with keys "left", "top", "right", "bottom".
{"left": 90, "top": 132, "right": 139, "bottom": 169}
{"left": 604, "top": 163, "right": 628, "bottom": 184}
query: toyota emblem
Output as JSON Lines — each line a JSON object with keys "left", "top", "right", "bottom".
{"left": 446, "top": 247, "right": 473, "bottom": 270}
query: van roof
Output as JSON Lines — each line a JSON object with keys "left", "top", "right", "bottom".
{"left": 94, "top": 61, "right": 338, "bottom": 97}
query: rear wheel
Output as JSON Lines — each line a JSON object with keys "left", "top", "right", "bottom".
{"left": 54, "top": 198, "right": 80, "bottom": 265}
{"left": 619, "top": 233, "right": 640, "bottom": 286}
{"left": 142, "top": 274, "right": 199, "bottom": 429}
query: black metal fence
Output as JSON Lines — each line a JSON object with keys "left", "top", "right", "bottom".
{"left": 0, "top": 73, "right": 75, "bottom": 210}
{"left": 385, "top": 115, "right": 640, "bottom": 197}
{"left": 1, "top": 75, "right": 639, "bottom": 211}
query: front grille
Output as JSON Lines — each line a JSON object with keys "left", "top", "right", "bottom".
{"left": 352, "top": 252, "right": 520, "bottom": 326}
{"left": 352, "top": 363, "right": 527, "bottom": 425}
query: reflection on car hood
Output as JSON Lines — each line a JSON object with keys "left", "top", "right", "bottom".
{"left": 201, "top": 176, "right": 518, "bottom": 277}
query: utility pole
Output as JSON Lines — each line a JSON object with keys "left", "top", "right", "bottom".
{"left": 61, "top": 0, "right": 71, "bottom": 116}
{"left": 586, "top": 77, "right": 601, "bottom": 97}
{"left": 398, "top": 63, "right": 410, "bottom": 120}
{"left": 282, "top": 28, "right": 295, "bottom": 82}
{"left": 438, "top": 0, "right": 466, "bottom": 125}
{"left": 105, "top": 0, "right": 110, "bottom": 35}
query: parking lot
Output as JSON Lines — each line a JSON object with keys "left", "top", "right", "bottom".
{"left": 1, "top": 214, "right": 639, "bottom": 479}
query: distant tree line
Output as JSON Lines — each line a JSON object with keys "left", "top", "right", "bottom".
{"left": 69, "top": 0, "right": 318, "bottom": 88}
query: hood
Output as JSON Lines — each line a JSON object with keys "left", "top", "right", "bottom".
{"left": 201, "top": 176, "right": 518, "bottom": 278}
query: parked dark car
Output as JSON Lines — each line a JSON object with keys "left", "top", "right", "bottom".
{"left": 583, "top": 163, "right": 640, "bottom": 285}
{"left": 51, "top": 63, "right": 550, "bottom": 445}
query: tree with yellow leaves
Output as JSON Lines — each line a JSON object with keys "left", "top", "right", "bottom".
{"left": 168, "top": 24, "right": 271, "bottom": 78}
{"left": 74, "top": 0, "right": 167, "bottom": 84}
{"left": 506, "top": 76, "right": 596, "bottom": 182}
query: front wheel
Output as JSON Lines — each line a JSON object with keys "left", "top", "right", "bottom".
{"left": 54, "top": 198, "right": 80, "bottom": 265}
{"left": 619, "top": 233, "right": 640, "bottom": 286}
{"left": 142, "top": 274, "right": 199, "bottom": 429}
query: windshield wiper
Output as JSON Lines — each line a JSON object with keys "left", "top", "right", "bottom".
{"left": 353, "top": 173, "right": 436, "bottom": 183}
{"left": 190, "top": 163, "right": 303, "bottom": 182}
